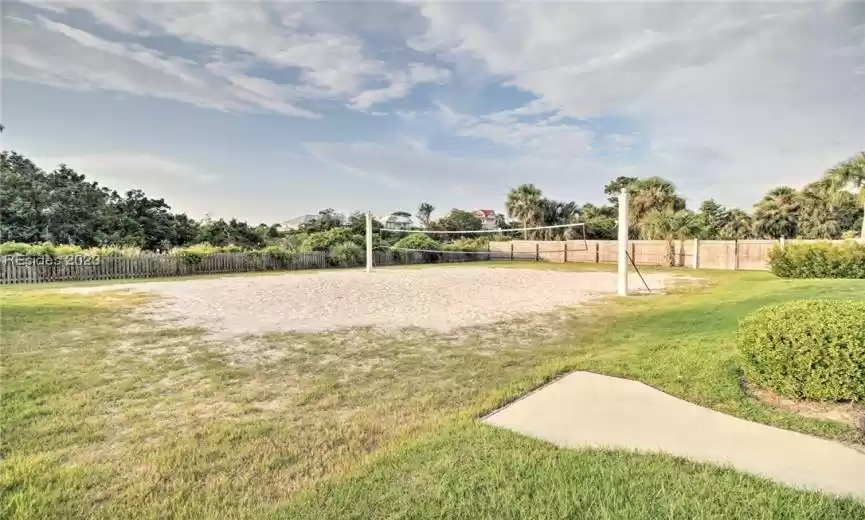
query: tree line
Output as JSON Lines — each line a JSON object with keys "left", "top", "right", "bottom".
{"left": 502, "top": 152, "right": 864, "bottom": 242}
{"left": 1, "top": 151, "right": 280, "bottom": 251}
{"left": 1, "top": 150, "right": 863, "bottom": 254}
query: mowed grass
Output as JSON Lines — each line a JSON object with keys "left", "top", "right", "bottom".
{"left": 1, "top": 264, "right": 864, "bottom": 519}
{"left": 278, "top": 423, "right": 865, "bottom": 520}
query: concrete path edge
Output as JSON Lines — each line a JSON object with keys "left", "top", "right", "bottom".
{"left": 483, "top": 371, "right": 865, "bottom": 501}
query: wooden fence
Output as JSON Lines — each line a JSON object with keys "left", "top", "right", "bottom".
{"left": 488, "top": 239, "right": 854, "bottom": 271}
{"left": 0, "top": 250, "right": 492, "bottom": 285}
{"left": 5, "top": 239, "right": 857, "bottom": 283}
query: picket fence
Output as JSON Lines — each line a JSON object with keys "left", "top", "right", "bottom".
{"left": 0, "top": 250, "right": 493, "bottom": 285}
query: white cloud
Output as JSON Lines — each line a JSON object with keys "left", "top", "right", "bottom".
{"left": 4, "top": 15, "right": 33, "bottom": 25}
{"left": 4, "top": 14, "right": 319, "bottom": 117}
{"left": 483, "top": 99, "right": 558, "bottom": 123}
{"left": 11, "top": 1, "right": 450, "bottom": 114}
{"left": 402, "top": 137, "right": 429, "bottom": 153}
{"left": 607, "top": 133, "right": 638, "bottom": 151}
{"left": 34, "top": 152, "right": 217, "bottom": 185}
{"left": 349, "top": 63, "right": 450, "bottom": 111}
{"left": 435, "top": 103, "right": 596, "bottom": 159}
{"left": 412, "top": 2, "right": 865, "bottom": 207}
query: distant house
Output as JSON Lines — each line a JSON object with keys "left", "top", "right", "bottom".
{"left": 473, "top": 209, "right": 499, "bottom": 230}
{"left": 280, "top": 214, "right": 318, "bottom": 231}
{"left": 381, "top": 211, "right": 416, "bottom": 230}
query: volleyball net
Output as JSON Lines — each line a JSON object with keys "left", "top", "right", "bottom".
{"left": 363, "top": 188, "right": 637, "bottom": 294}
{"left": 374, "top": 222, "right": 588, "bottom": 261}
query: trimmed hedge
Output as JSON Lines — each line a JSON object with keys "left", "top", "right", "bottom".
{"left": 737, "top": 300, "right": 865, "bottom": 401}
{"left": 768, "top": 241, "right": 865, "bottom": 279}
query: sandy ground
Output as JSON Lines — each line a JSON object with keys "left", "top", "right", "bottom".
{"left": 65, "top": 267, "right": 678, "bottom": 337}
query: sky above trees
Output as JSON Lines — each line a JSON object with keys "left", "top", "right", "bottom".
{"left": 3, "top": 1, "right": 863, "bottom": 223}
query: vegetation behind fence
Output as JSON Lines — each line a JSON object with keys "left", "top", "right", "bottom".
{"left": 489, "top": 239, "right": 860, "bottom": 271}
{"left": 0, "top": 250, "right": 493, "bottom": 284}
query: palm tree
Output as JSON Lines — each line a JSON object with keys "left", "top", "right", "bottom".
{"left": 539, "top": 199, "right": 578, "bottom": 239}
{"left": 628, "top": 177, "right": 686, "bottom": 226}
{"left": 825, "top": 151, "right": 865, "bottom": 240}
{"left": 752, "top": 186, "right": 799, "bottom": 239}
{"left": 720, "top": 209, "right": 753, "bottom": 239}
{"left": 797, "top": 181, "right": 842, "bottom": 239}
{"left": 506, "top": 184, "right": 543, "bottom": 239}
{"left": 416, "top": 202, "right": 435, "bottom": 229}
{"left": 640, "top": 210, "right": 702, "bottom": 266}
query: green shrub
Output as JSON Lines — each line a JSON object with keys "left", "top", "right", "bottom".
{"left": 0, "top": 241, "right": 86, "bottom": 256}
{"left": 441, "top": 237, "right": 489, "bottom": 252}
{"left": 737, "top": 300, "right": 865, "bottom": 401}
{"left": 84, "top": 245, "right": 141, "bottom": 257}
{"left": 392, "top": 233, "right": 442, "bottom": 262}
{"left": 329, "top": 241, "right": 364, "bottom": 266}
{"left": 261, "top": 245, "right": 294, "bottom": 266}
{"left": 54, "top": 244, "right": 85, "bottom": 256}
{"left": 174, "top": 251, "right": 202, "bottom": 265}
{"left": 768, "top": 242, "right": 865, "bottom": 279}
{"left": 221, "top": 244, "right": 244, "bottom": 253}
{"left": 300, "top": 228, "right": 363, "bottom": 252}
{"left": 280, "top": 232, "right": 307, "bottom": 251}
{"left": 0, "top": 242, "right": 38, "bottom": 255}
{"left": 392, "top": 233, "right": 441, "bottom": 251}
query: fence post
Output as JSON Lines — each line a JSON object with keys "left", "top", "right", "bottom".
{"left": 510, "top": 243, "right": 514, "bottom": 261}
{"left": 734, "top": 239, "right": 740, "bottom": 270}
{"left": 535, "top": 243, "right": 540, "bottom": 262}
{"left": 563, "top": 242, "right": 568, "bottom": 263}
{"left": 692, "top": 238, "right": 699, "bottom": 269}
{"left": 595, "top": 243, "right": 600, "bottom": 263}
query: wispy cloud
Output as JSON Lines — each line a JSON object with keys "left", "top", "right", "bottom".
{"left": 10, "top": 1, "right": 451, "bottom": 116}
{"left": 413, "top": 2, "right": 864, "bottom": 205}
{"left": 34, "top": 153, "right": 218, "bottom": 185}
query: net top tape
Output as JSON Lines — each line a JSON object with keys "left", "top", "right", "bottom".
{"left": 381, "top": 222, "right": 586, "bottom": 235}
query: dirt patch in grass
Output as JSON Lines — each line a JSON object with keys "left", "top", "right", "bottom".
{"left": 744, "top": 381, "right": 865, "bottom": 436}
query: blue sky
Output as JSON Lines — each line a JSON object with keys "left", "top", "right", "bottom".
{"left": 3, "top": 1, "right": 863, "bottom": 224}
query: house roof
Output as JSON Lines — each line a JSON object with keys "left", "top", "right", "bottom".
{"left": 282, "top": 214, "right": 318, "bottom": 227}
{"left": 475, "top": 209, "right": 496, "bottom": 218}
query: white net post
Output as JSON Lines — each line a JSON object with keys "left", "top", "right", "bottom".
{"left": 617, "top": 188, "right": 629, "bottom": 296}
{"left": 366, "top": 211, "right": 373, "bottom": 273}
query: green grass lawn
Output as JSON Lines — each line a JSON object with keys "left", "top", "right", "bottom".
{"left": 278, "top": 423, "right": 865, "bottom": 520}
{"left": 2, "top": 264, "right": 863, "bottom": 519}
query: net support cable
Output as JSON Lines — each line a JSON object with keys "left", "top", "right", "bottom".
{"left": 625, "top": 251, "right": 652, "bottom": 293}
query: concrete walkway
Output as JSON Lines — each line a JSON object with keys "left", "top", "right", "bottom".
{"left": 484, "top": 371, "right": 865, "bottom": 501}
